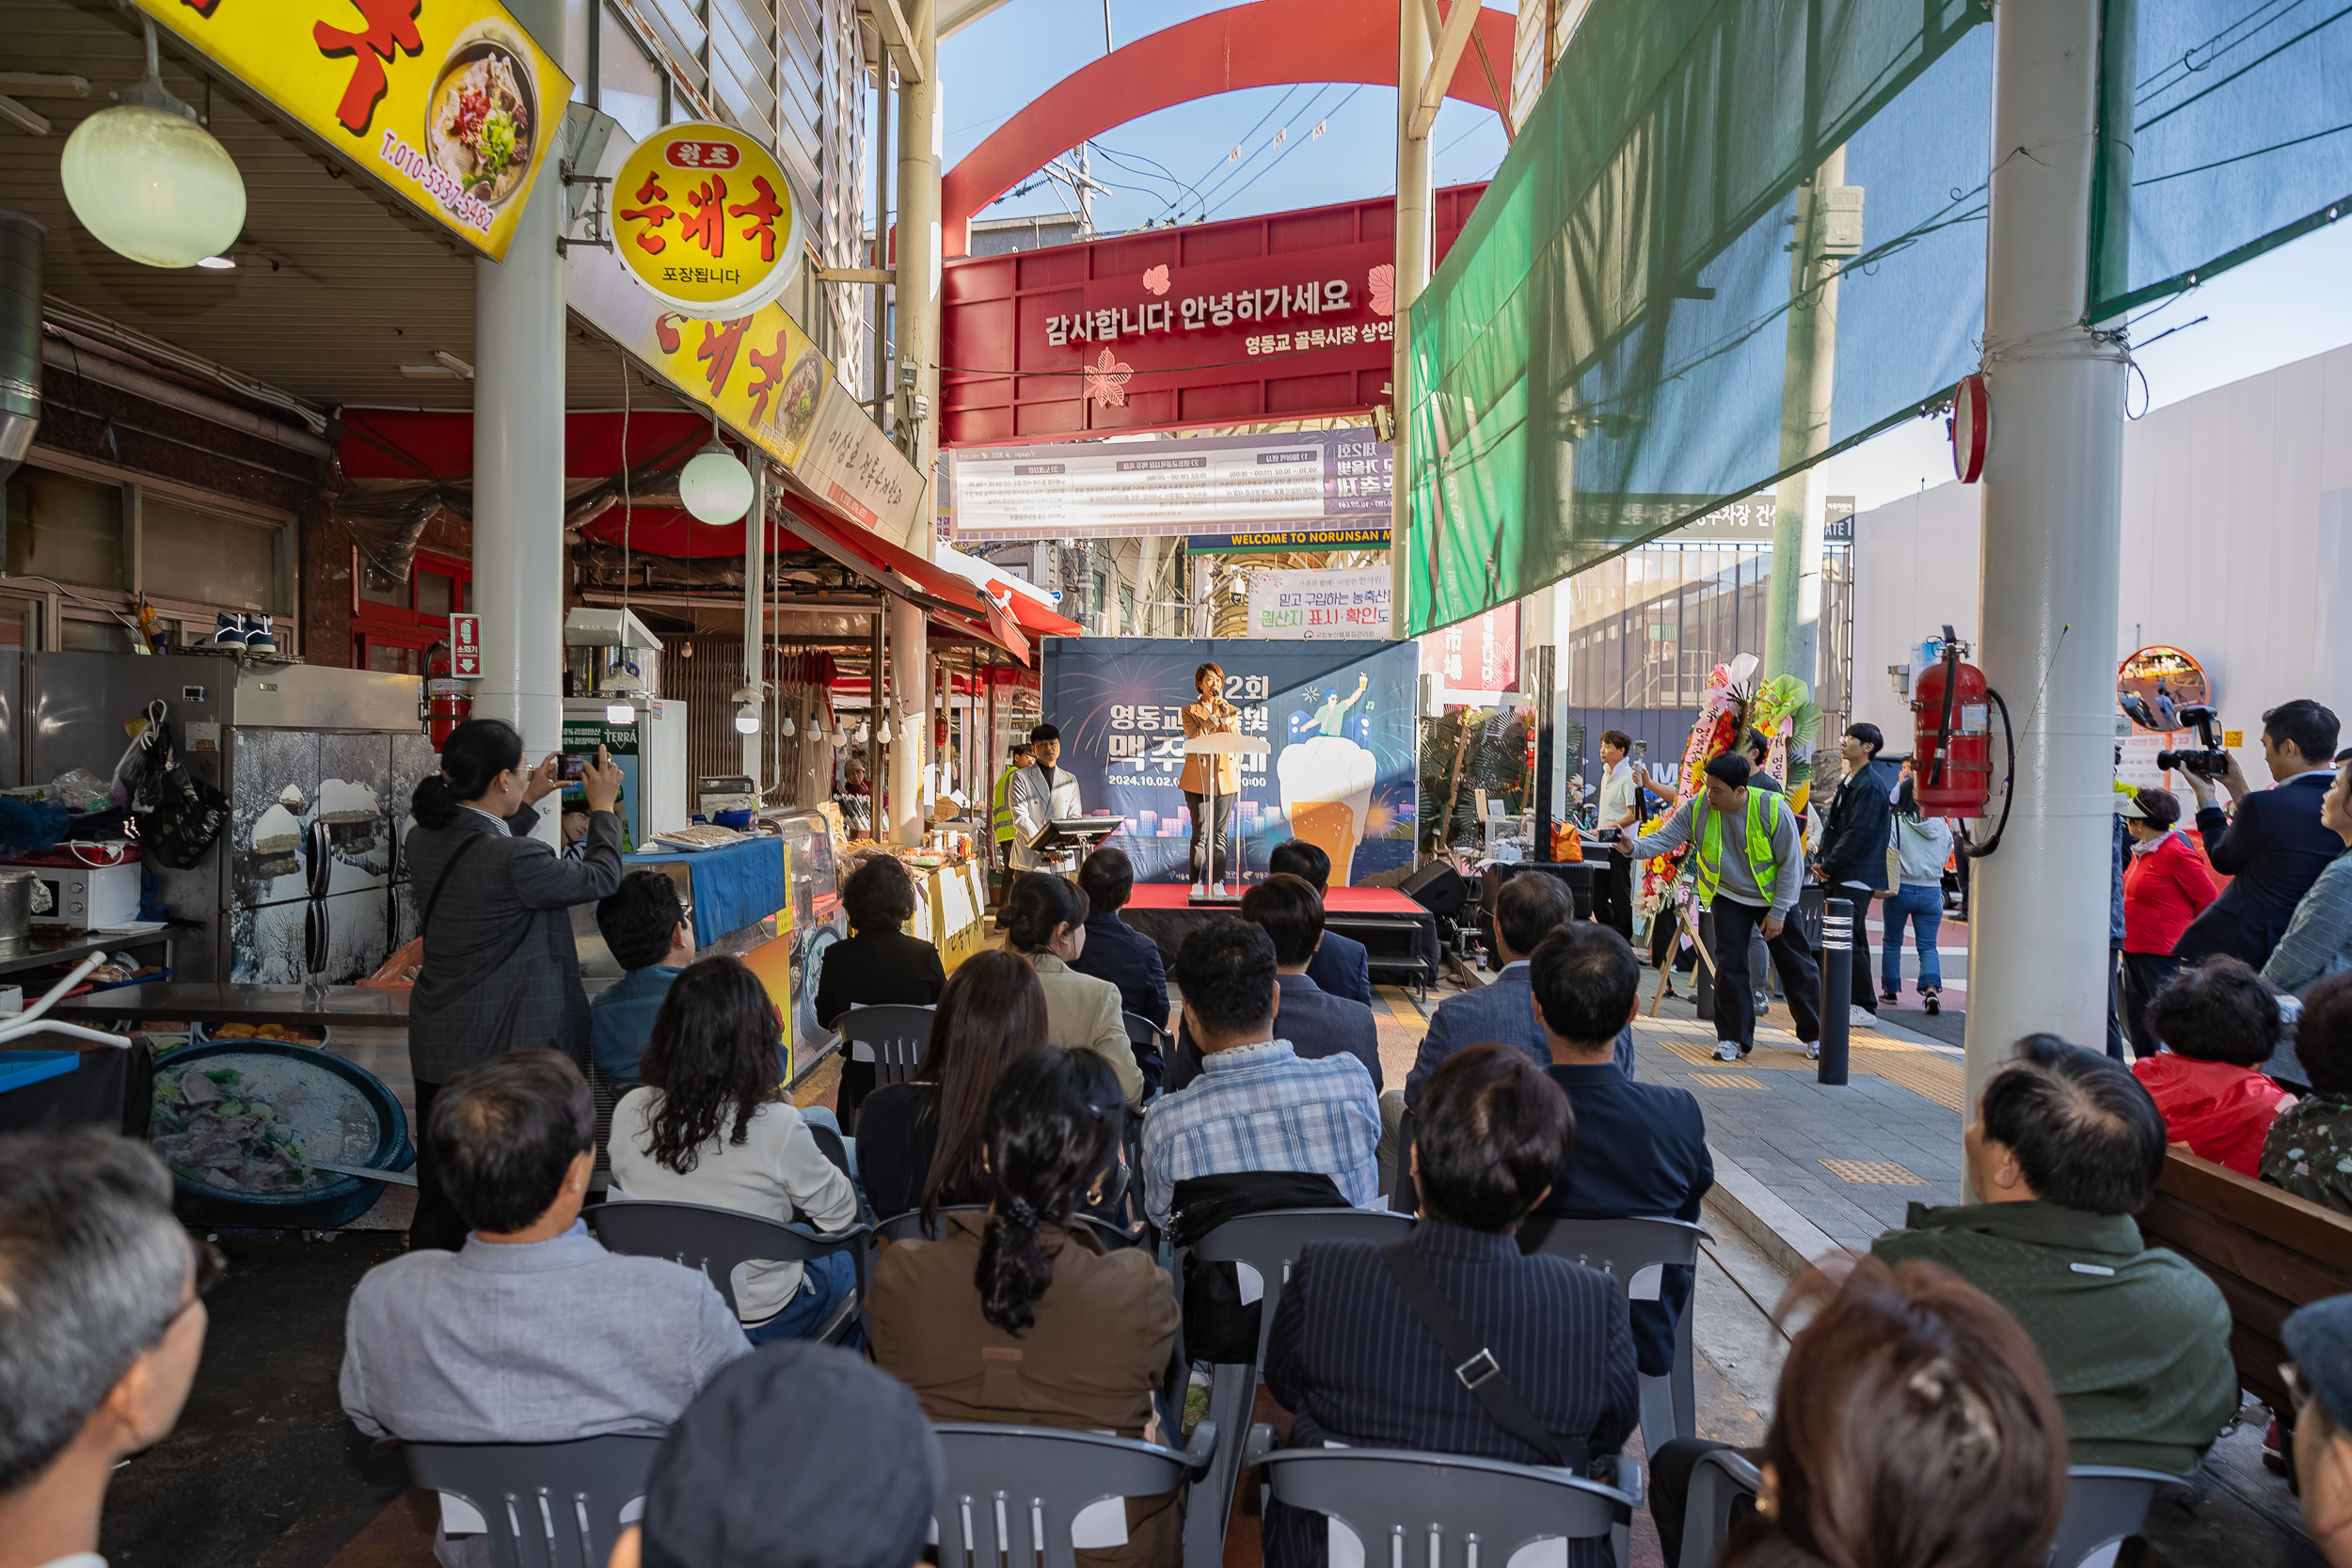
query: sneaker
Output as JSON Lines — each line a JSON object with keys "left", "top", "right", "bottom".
{"left": 1753, "top": 989, "right": 1770, "bottom": 1012}
{"left": 1806, "top": 1040, "right": 1821, "bottom": 1060}
{"left": 1713, "top": 1040, "right": 1740, "bottom": 1062}
{"left": 1880, "top": 986, "right": 1900, "bottom": 1005}
{"left": 1849, "top": 1005, "right": 1877, "bottom": 1028}
{"left": 211, "top": 611, "right": 246, "bottom": 645}
{"left": 1922, "top": 989, "right": 1941, "bottom": 1016}
{"left": 244, "top": 613, "right": 277, "bottom": 654}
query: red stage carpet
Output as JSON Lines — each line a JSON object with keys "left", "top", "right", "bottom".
{"left": 1120, "top": 881, "right": 1439, "bottom": 988}
{"left": 1124, "top": 883, "right": 1427, "bottom": 916}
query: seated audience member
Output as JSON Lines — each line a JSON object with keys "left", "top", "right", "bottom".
{"left": 1525, "top": 922, "right": 1712, "bottom": 1380}
{"left": 2265, "top": 971, "right": 2352, "bottom": 1212}
{"left": 2265, "top": 752, "right": 2352, "bottom": 999}
{"left": 591, "top": 870, "right": 695, "bottom": 1085}
{"left": 858, "top": 948, "right": 1045, "bottom": 1224}
{"left": 870, "top": 1047, "right": 1180, "bottom": 1568}
{"left": 1870, "top": 1034, "right": 2236, "bottom": 1473}
{"left": 1406, "top": 871, "right": 1631, "bottom": 1106}
{"left": 1072, "top": 846, "right": 1170, "bottom": 1028}
{"left": 1140, "top": 918, "right": 1381, "bottom": 1228}
{"left": 607, "top": 958, "right": 860, "bottom": 1343}
{"left": 1004, "top": 871, "right": 1145, "bottom": 1105}
{"left": 2121, "top": 788, "right": 2219, "bottom": 1055}
{"left": 1268, "top": 839, "right": 1372, "bottom": 1006}
{"left": 342, "top": 1050, "right": 747, "bottom": 1566}
{"left": 1262, "top": 1044, "right": 1638, "bottom": 1568}
{"left": 0, "top": 1131, "right": 213, "bottom": 1568}
{"left": 1168, "top": 873, "right": 1380, "bottom": 1094}
{"left": 608, "top": 1340, "right": 945, "bottom": 1568}
{"left": 1696, "top": 1259, "right": 2067, "bottom": 1568}
{"left": 2284, "top": 1294, "right": 2352, "bottom": 1568}
{"left": 2137, "top": 956, "right": 2295, "bottom": 1175}
{"left": 815, "top": 854, "right": 948, "bottom": 1123}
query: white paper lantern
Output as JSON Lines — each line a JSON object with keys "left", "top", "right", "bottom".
{"left": 680, "top": 444, "right": 754, "bottom": 524}
{"left": 62, "top": 104, "right": 246, "bottom": 269}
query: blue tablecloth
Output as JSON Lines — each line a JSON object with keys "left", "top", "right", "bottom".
{"left": 624, "top": 836, "right": 787, "bottom": 946}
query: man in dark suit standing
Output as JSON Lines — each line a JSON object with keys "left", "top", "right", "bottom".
{"left": 1815, "top": 721, "right": 1898, "bottom": 1024}
{"left": 1526, "top": 921, "right": 1712, "bottom": 1390}
{"left": 1070, "top": 846, "right": 1168, "bottom": 1026}
{"left": 1263, "top": 1043, "right": 1638, "bottom": 1568}
{"left": 1269, "top": 839, "right": 1372, "bottom": 1006}
{"left": 2177, "top": 699, "right": 2344, "bottom": 969}
{"left": 1166, "top": 873, "right": 1381, "bottom": 1094}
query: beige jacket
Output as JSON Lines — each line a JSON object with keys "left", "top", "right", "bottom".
{"left": 1029, "top": 951, "right": 1143, "bottom": 1104}
{"left": 1179, "top": 698, "right": 1243, "bottom": 796}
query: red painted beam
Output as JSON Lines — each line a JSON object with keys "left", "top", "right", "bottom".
{"left": 941, "top": 0, "right": 1512, "bottom": 256}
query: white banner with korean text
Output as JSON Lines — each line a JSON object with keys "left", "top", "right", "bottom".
{"left": 1248, "top": 567, "right": 1393, "bottom": 641}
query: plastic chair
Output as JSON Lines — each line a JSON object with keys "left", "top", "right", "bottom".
{"left": 1245, "top": 1423, "right": 1642, "bottom": 1568}
{"left": 876, "top": 1204, "right": 1140, "bottom": 1249}
{"left": 838, "top": 1003, "right": 934, "bottom": 1088}
{"left": 402, "top": 1433, "right": 663, "bottom": 1568}
{"left": 931, "top": 1419, "right": 1219, "bottom": 1568}
{"left": 1677, "top": 1446, "right": 1761, "bottom": 1568}
{"left": 1518, "top": 1214, "right": 1709, "bottom": 1449}
{"left": 1179, "top": 1206, "right": 1416, "bottom": 1568}
{"left": 582, "top": 1198, "right": 870, "bottom": 1344}
{"left": 1120, "top": 1010, "right": 1170, "bottom": 1100}
{"left": 1391, "top": 1106, "right": 1419, "bottom": 1213}
{"left": 2045, "top": 1466, "right": 2176, "bottom": 1568}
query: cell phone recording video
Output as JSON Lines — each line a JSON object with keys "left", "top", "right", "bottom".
{"left": 560, "top": 753, "right": 588, "bottom": 783}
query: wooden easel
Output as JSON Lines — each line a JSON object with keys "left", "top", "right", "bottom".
{"left": 1646, "top": 899, "right": 1719, "bottom": 1017}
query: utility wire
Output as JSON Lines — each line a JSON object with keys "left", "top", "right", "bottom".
{"left": 1207, "top": 86, "right": 1362, "bottom": 217}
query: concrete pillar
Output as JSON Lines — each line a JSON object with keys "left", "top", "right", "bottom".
{"left": 1762, "top": 147, "right": 1847, "bottom": 694}
{"left": 1963, "top": 0, "right": 2129, "bottom": 1113}
{"left": 889, "top": 0, "right": 940, "bottom": 845}
{"left": 471, "top": 0, "right": 565, "bottom": 842}
{"left": 1390, "top": 0, "right": 1435, "bottom": 627}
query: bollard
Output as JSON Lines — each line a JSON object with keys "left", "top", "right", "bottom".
{"left": 1693, "top": 910, "right": 1716, "bottom": 1021}
{"left": 1818, "top": 897, "right": 1852, "bottom": 1085}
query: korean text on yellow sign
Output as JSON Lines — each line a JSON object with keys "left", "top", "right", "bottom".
{"left": 612, "top": 123, "right": 802, "bottom": 320}
{"left": 644, "top": 301, "right": 829, "bottom": 472}
{"left": 130, "top": 0, "right": 570, "bottom": 261}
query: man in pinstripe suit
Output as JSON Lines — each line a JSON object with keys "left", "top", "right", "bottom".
{"left": 1262, "top": 1044, "right": 1639, "bottom": 1568}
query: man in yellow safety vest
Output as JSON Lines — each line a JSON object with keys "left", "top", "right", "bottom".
{"left": 990, "top": 738, "right": 1033, "bottom": 901}
{"left": 1626, "top": 750, "right": 1820, "bottom": 1063}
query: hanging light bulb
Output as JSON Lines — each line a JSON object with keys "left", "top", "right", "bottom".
{"left": 831, "top": 720, "right": 848, "bottom": 748}
{"left": 734, "top": 704, "right": 760, "bottom": 736}
{"left": 878, "top": 712, "right": 894, "bottom": 743}
{"left": 61, "top": 21, "right": 246, "bottom": 269}
{"left": 780, "top": 708, "right": 797, "bottom": 737}
{"left": 603, "top": 657, "right": 645, "bottom": 727}
{"left": 605, "top": 699, "right": 635, "bottom": 725}
{"left": 679, "top": 412, "right": 754, "bottom": 524}
{"left": 855, "top": 721, "right": 870, "bottom": 744}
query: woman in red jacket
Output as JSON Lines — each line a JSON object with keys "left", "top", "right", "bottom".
{"left": 2122, "top": 787, "right": 2221, "bottom": 1057}
{"left": 2135, "top": 957, "right": 2293, "bottom": 1177}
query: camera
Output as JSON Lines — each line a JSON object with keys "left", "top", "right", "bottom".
{"left": 2156, "top": 705, "right": 2232, "bottom": 780}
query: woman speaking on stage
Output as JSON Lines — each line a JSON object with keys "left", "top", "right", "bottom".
{"left": 1181, "top": 661, "right": 1243, "bottom": 892}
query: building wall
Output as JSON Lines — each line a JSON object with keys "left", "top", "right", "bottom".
{"left": 1850, "top": 341, "right": 2352, "bottom": 772}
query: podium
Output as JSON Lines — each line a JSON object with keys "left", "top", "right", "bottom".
{"left": 1026, "top": 816, "right": 1126, "bottom": 875}
{"left": 1183, "top": 732, "right": 1272, "bottom": 906}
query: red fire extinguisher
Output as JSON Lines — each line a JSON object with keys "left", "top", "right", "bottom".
{"left": 426, "top": 641, "right": 473, "bottom": 752}
{"left": 1911, "top": 625, "right": 1994, "bottom": 817}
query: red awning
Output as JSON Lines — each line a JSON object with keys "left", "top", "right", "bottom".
{"left": 776, "top": 495, "right": 993, "bottom": 616}
{"left": 997, "top": 589, "right": 1083, "bottom": 638}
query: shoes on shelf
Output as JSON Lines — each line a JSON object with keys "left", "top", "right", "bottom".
{"left": 212, "top": 611, "right": 246, "bottom": 645}
{"left": 244, "top": 613, "right": 277, "bottom": 654}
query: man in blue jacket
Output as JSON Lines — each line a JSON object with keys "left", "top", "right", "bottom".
{"left": 1070, "top": 846, "right": 1168, "bottom": 1026}
{"left": 2177, "top": 698, "right": 2344, "bottom": 970}
{"left": 1269, "top": 838, "right": 1373, "bottom": 1006}
{"left": 1814, "top": 722, "right": 1898, "bottom": 1024}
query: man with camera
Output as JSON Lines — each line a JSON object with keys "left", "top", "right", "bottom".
{"left": 2174, "top": 699, "right": 2344, "bottom": 970}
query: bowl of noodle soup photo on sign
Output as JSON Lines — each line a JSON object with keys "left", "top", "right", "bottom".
{"left": 426, "top": 24, "right": 538, "bottom": 210}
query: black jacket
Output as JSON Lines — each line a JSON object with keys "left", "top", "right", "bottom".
{"left": 1816, "top": 757, "right": 1897, "bottom": 890}
{"left": 814, "top": 926, "right": 946, "bottom": 1105}
{"left": 1071, "top": 909, "right": 1169, "bottom": 1029}
{"left": 2176, "top": 770, "right": 2343, "bottom": 968}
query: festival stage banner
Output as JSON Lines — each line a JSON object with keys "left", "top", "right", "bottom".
{"left": 1039, "top": 639, "right": 1419, "bottom": 886}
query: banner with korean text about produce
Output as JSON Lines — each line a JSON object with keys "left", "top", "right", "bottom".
{"left": 1248, "top": 567, "right": 1392, "bottom": 641}
{"left": 129, "top": 0, "right": 570, "bottom": 261}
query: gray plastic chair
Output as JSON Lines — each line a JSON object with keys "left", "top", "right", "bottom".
{"left": 931, "top": 1419, "right": 1219, "bottom": 1568}
{"left": 877, "top": 1204, "right": 1140, "bottom": 1249}
{"left": 1677, "top": 1446, "right": 1761, "bottom": 1568}
{"left": 838, "top": 1003, "right": 934, "bottom": 1087}
{"left": 1245, "top": 1423, "right": 1642, "bottom": 1568}
{"left": 582, "top": 1198, "right": 869, "bottom": 1344}
{"left": 403, "top": 1433, "right": 663, "bottom": 1568}
{"left": 1518, "top": 1214, "right": 1709, "bottom": 1449}
{"left": 1180, "top": 1206, "right": 1417, "bottom": 1568}
{"left": 2045, "top": 1466, "right": 2175, "bottom": 1568}
{"left": 1121, "top": 1009, "right": 1170, "bottom": 1099}
{"left": 1391, "top": 1107, "right": 1420, "bottom": 1212}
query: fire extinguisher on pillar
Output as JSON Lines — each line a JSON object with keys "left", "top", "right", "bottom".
{"left": 426, "top": 641, "right": 473, "bottom": 752}
{"left": 1911, "top": 623, "right": 2013, "bottom": 853}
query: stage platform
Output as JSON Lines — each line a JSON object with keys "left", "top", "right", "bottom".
{"left": 1121, "top": 882, "right": 1440, "bottom": 991}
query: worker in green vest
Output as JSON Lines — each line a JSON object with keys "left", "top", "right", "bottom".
{"left": 1626, "top": 750, "right": 1820, "bottom": 1063}
{"left": 990, "top": 738, "right": 1034, "bottom": 902}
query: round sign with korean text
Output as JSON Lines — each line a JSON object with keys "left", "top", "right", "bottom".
{"left": 611, "top": 123, "right": 801, "bottom": 320}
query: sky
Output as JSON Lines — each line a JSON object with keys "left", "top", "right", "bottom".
{"left": 926, "top": 0, "right": 2352, "bottom": 513}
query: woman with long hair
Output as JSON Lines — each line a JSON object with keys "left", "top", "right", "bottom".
{"left": 1002, "top": 870, "right": 1143, "bottom": 1105}
{"left": 857, "top": 948, "right": 1047, "bottom": 1226}
{"left": 814, "top": 852, "right": 947, "bottom": 1124}
{"left": 404, "top": 718, "right": 627, "bottom": 1250}
{"left": 868, "top": 1047, "right": 1179, "bottom": 1568}
{"left": 608, "top": 956, "right": 861, "bottom": 1342}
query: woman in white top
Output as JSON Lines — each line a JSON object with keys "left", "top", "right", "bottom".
{"left": 608, "top": 956, "right": 860, "bottom": 1342}
{"left": 1003, "top": 871, "right": 1145, "bottom": 1105}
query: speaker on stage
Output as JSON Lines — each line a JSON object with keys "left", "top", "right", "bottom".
{"left": 1399, "top": 860, "right": 1470, "bottom": 918}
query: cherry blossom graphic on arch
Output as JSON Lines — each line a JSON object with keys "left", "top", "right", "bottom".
{"left": 1141, "top": 263, "right": 1170, "bottom": 296}
{"left": 1084, "top": 349, "right": 1133, "bottom": 408}
{"left": 1368, "top": 262, "right": 1395, "bottom": 318}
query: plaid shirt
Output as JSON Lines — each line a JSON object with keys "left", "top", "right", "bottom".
{"left": 1140, "top": 1039, "right": 1382, "bottom": 1227}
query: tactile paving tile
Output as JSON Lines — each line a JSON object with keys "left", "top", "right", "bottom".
{"left": 1820, "top": 1158, "right": 1928, "bottom": 1185}
{"left": 1687, "top": 1072, "right": 1768, "bottom": 1090}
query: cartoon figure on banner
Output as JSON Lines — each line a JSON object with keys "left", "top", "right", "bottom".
{"left": 1279, "top": 673, "right": 1375, "bottom": 886}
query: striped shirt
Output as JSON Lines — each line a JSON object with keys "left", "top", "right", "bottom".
{"left": 1139, "top": 1039, "right": 1381, "bottom": 1227}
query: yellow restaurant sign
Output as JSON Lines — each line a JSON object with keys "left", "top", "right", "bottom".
{"left": 611, "top": 122, "right": 802, "bottom": 320}
{"left": 128, "top": 0, "right": 571, "bottom": 262}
